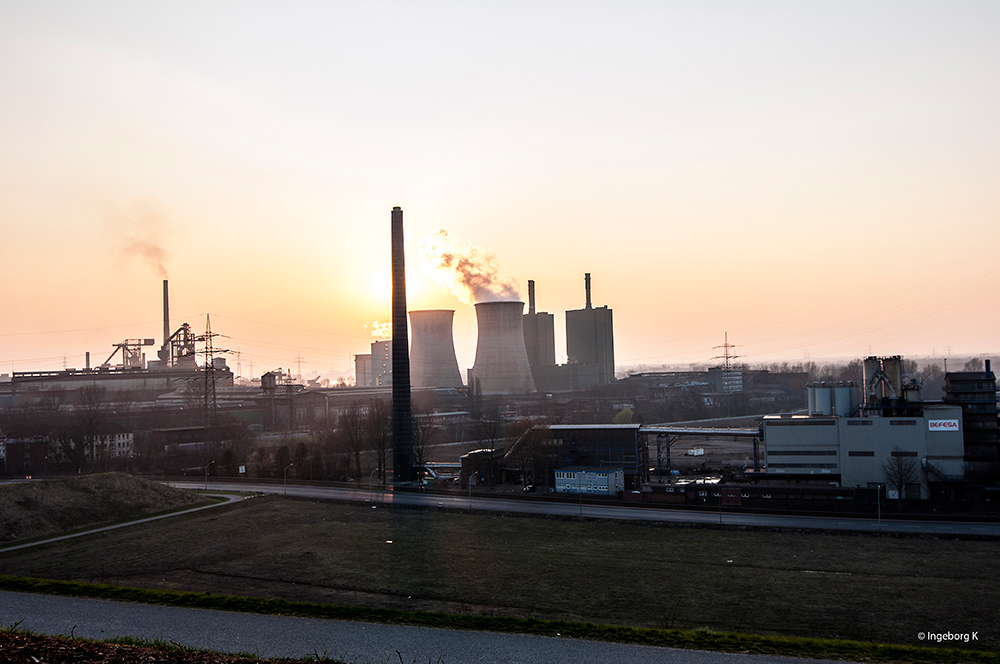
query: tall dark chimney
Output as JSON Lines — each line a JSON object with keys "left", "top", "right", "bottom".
{"left": 163, "top": 280, "right": 170, "bottom": 348}
{"left": 528, "top": 280, "right": 536, "bottom": 315}
{"left": 158, "top": 279, "right": 172, "bottom": 365}
{"left": 584, "top": 273, "right": 592, "bottom": 309}
{"left": 391, "top": 207, "right": 415, "bottom": 482}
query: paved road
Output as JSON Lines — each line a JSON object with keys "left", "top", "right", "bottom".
{"left": 169, "top": 480, "right": 1000, "bottom": 537}
{"left": 0, "top": 591, "right": 860, "bottom": 664}
{"left": 0, "top": 493, "right": 245, "bottom": 554}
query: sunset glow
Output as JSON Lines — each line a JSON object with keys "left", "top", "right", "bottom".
{"left": 1, "top": 2, "right": 998, "bottom": 381}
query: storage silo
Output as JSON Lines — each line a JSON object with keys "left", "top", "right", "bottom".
{"left": 833, "top": 382, "right": 858, "bottom": 417}
{"left": 409, "top": 309, "right": 464, "bottom": 388}
{"left": 808, "top": 383, "right": 833, "bottom": 415}
{"left": 469, "top": 300, "right": 537, "bottom": 394}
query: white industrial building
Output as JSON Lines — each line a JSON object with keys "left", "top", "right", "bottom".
{"left": 761, "top": 358, "right": 967, "bottom": 500}
{"left": 555, "top": 466, "right": 625, "bottom": 496}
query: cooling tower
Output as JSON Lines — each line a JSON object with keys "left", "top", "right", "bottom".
{"left": 469, "top": 301, "right": 537, "bottom": 394}
{"left": 409, "top": 309, "right": 463, "bottom": 388}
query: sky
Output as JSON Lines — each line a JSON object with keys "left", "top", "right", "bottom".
{"left": 1, "top": 1, "right": 998, "bottom": 382}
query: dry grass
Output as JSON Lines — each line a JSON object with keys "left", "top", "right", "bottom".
{"left": 1, "top": 495, "right": 995, "bottom": 651}
{"left": 0, "top": 473, "right": 209, "bottom": 543}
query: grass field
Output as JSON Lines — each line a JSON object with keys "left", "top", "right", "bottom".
{"left": 0, "top": 494, "right": 995, "bottom": 652}
{"left": 0, "top": 473, "right": 212, "bottom": 543}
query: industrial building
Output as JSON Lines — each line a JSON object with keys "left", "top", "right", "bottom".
{"left": 0, "top": 281, "right": 232, "bottom": 407}
{"left": 522, "top": 280, "right": 556, "bottom": 384}
{"left": 352, "top": 271, "right": 618, "bottom": 396}
{"left": 565, "top": 273, "right": 615, "bottom": 387}
{"left": 554, "top": 466, "right": 625, "bottom": 496}
{"left": 502, "top": 423, "right": 648, "bottom": 490}
{"left": 760, "top": 356, "right": 970, "bottom": 499}
{"left": 354, "top": 339, "right": 392, "bottom": 387}
{"left": 944, "top": 362, "right": 1000, "bottom": 481}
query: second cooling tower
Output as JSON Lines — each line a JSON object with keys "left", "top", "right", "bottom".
{"left": 409, "top": 309, "right": 464, "bottom": 389}
{"left": 469, "top": 301, "right": 537, "bottom": 394}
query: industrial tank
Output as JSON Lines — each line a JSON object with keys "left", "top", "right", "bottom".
{"left": 832, "top": 383, "right": 858, "bottom": 417}
{"left": 469, "top": 301, "right": 537, "bottom": 394}
{"left": 409, "top": 309, "right": 464, "bottom": 388}
{"left": 808, "top": 384, "right": 833, "bottom": 415}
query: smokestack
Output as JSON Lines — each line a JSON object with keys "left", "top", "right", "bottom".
{"left": 409, "top": 310, "right": 463, "bottom": 389}
{"left": 85, "top": 352, "right": 90, "bottom": 371}
{"left": 469, "top": 301, "right": 536, "bottom": 394}
{"left": 528, "top": 280, "right": 536, "bottom": 315}
{"left": 162, "top": 280, "right": 170, "bottom": 348}
{"left": 391, "top": 207, "right": 415, "bottom": 482}
{"left": 585, "top": 273, "right": 592, "bottom": 309}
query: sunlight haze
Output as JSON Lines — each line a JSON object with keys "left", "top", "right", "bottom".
{"left": 2, "top": 1, "right": 998, "bottom": 380}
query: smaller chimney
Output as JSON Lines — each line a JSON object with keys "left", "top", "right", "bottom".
{"left": 85, "top": 352, "right": 90, "bottom": 371}
{"left": 986, "top": 359, "right": 992, "bottom": 375}
{"left": 163, "top": 279, "right": 170, "bottom": 347}
{"left": 584, "top": 273, "right": 592, "bottom": 309}
{"left": 528, "top": 280, "right": 536, "bottom": 315}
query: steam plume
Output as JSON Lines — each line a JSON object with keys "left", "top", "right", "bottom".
{"left": 107, "top": 198, "right": 170, "bottom": 277}
{"left": 420, "top": 229, "right": 519, "bottom": 304}
{"left": 366, "top": 321, "right": 393, "bottom": 338}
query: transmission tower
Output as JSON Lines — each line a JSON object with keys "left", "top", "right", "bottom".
{"left": 712, "top": 331, "right": 740, "bottom": 370}
{"left": 197, "top": 314, "right": 230, "bottom": 426}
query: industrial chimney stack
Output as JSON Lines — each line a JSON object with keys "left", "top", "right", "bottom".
{"left": 391, "top": 207, "right": 416, "bottom": 482}
{"left": 157, "top": 279, "right": 172, "bottom": 366}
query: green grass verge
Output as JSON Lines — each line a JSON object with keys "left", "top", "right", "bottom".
{"left": 1, "top": 575, "right": 996, "bottom": 664}
{"left": 0, "top": 495, "right": 225, "bottom": 550}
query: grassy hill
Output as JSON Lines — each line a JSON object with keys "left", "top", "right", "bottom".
{"left": 0, "top": 473, "right": 209, "bottom": 543}
{"left": 2, "top": 496, "right": 996, "bottom": 653}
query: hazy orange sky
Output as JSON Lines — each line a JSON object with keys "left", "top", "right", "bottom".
{"left": 2, "top": 2, "right": 998, "bottom": 381}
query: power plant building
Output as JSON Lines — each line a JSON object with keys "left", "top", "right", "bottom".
{"left": 565, "top": 273, "right": 615, "bottom": 387}
{"left": 522, "top": 280, "right": 556, "bottom": 384}
{"left": 353, "top": 340, "right": 392, "bottom": 387}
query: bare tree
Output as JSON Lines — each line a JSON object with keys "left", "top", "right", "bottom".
{"left": 69, "top": 386, "right": 109, "bottom": 472}
{"left": 474, "top": 405, "right": 505, "bottom": 451}
{"left": 339, "top": 402, "right": 366, "bottom": 480}
{"left": 505, "top": 420, "right": 549, "bottom": 486}
{"left": 412, "top": 411, "right": 441, "bottom": 480}
{"left": 882, "top": 447, "right": 919, "bottom": 503}
{"left": 365, "top": 397, "right": 391, "bottom": 483}
{"left": 963, "top": 357, "right": 984, "bottom": 372}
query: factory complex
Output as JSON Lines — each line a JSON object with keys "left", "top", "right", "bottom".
{"left": 2, "top": 208, "right": 999, "bottom": 512}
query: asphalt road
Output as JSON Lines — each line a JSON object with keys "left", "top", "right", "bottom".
{"left": 170, "top": 480, "right": 1000, "bottom": 537}
{"left": 0, "top": 590, "right": 860, "bottom": 664}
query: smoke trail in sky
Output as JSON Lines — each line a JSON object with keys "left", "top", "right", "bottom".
{"left": 106, "top": 198, "right": 170, "bottom": 278}
{"left": 420, "top": 229, "right": 519, "bottom": 304}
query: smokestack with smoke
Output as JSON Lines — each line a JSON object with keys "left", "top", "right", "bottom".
{"left": 420, "top": 230, "right": 519, "bottom": 304}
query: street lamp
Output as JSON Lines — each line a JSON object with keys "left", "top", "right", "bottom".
{"left": 283, "top": 463, "right": 294, "bottom": 495}
{"left": 369, "top": 468, "right": 379, "bottom": 503}
{"left": 204, "top": 460, "right": 215, "bottom": 490}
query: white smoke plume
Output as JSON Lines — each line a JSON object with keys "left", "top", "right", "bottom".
{"left": 365, "top": 321, "right": 393, "bottom": 338}
{"left": 107, "top": 198, "right": 170, "bottom": 278}
{"left": 420, "top": 229, "right": 520, "bottom": 304}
